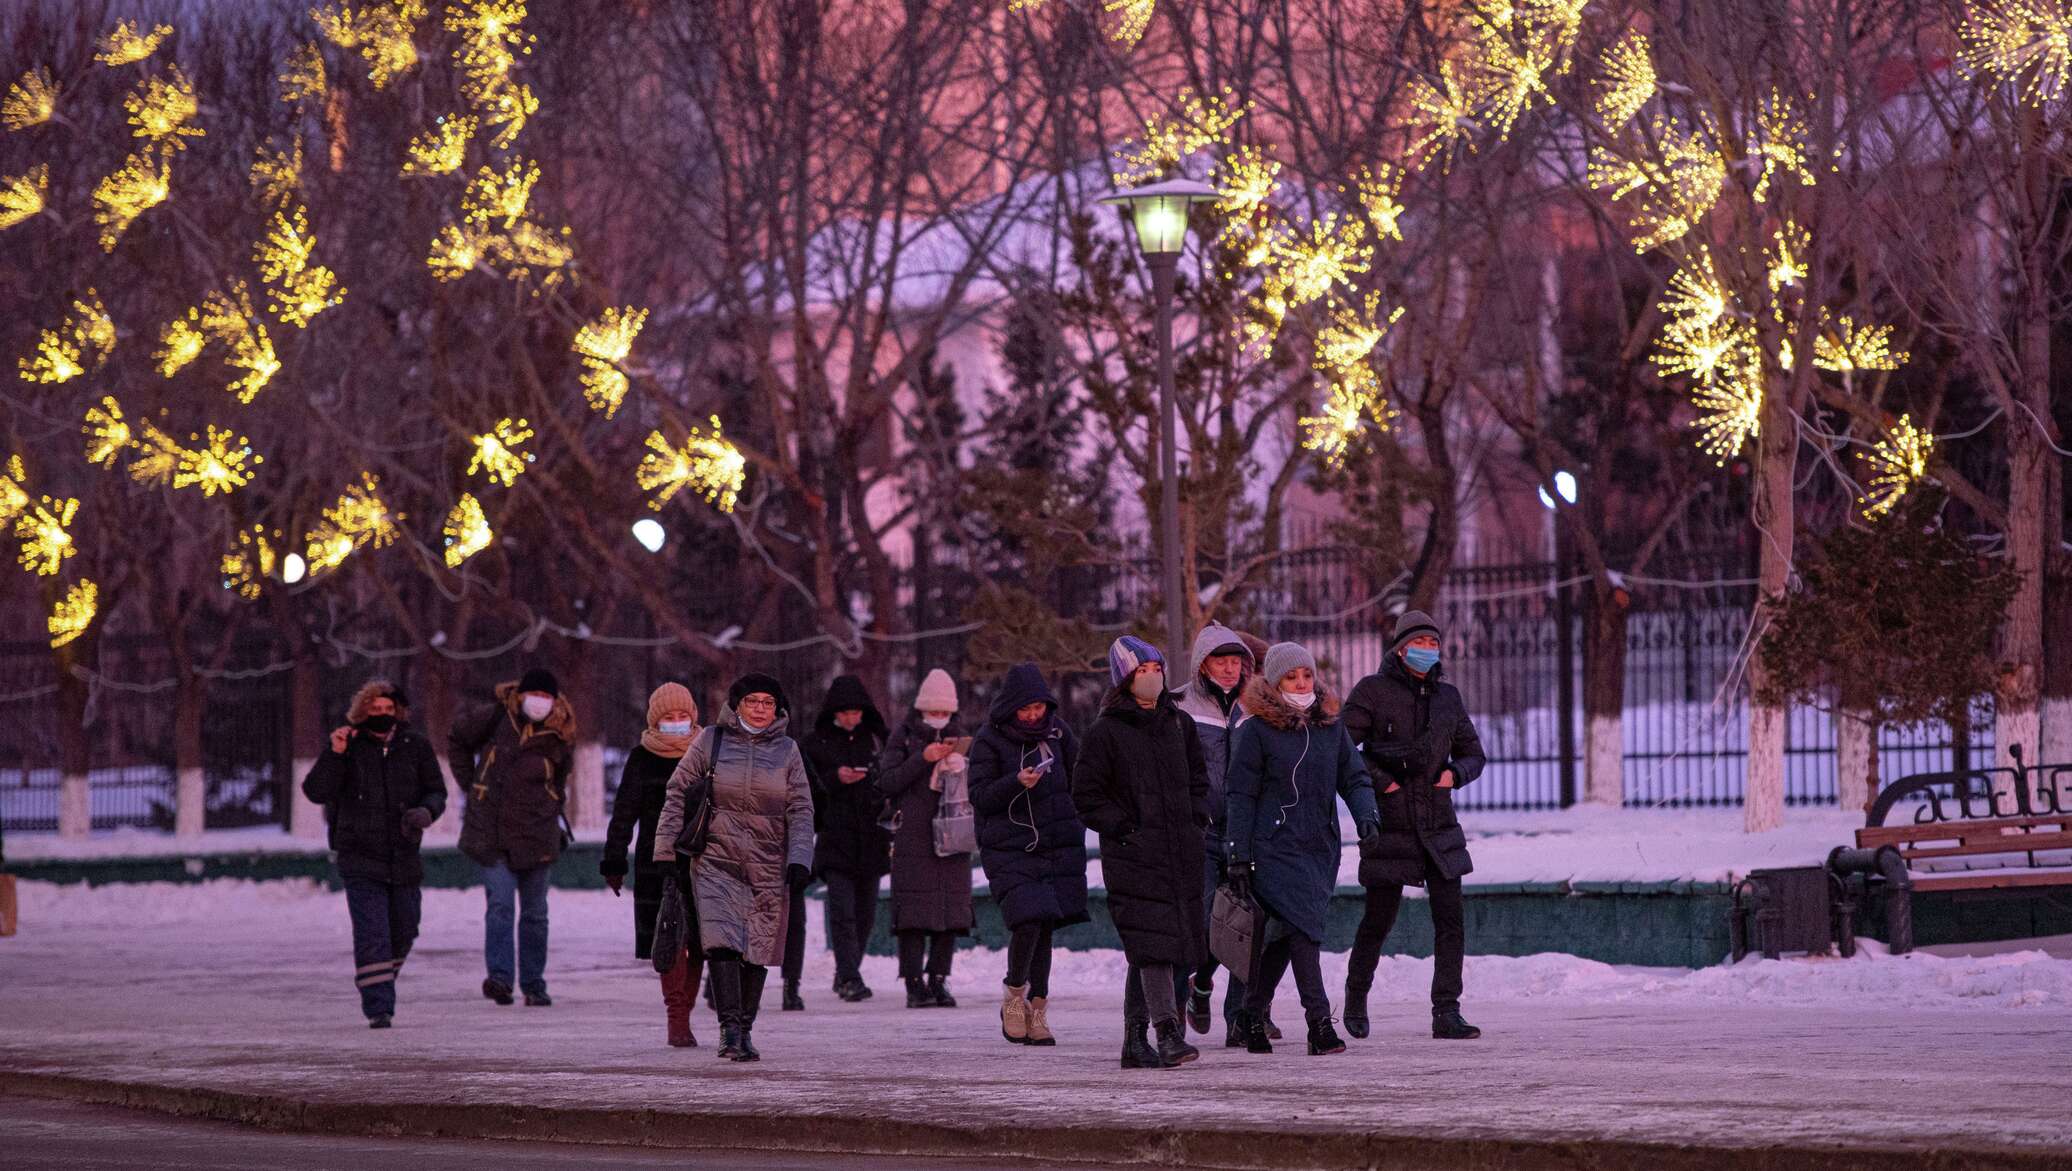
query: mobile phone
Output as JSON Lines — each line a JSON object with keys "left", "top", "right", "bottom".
{"left": 1030, "top": 756, "right": 1055, "bottom": 776}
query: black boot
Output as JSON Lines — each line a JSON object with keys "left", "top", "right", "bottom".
{"left": 905, "top": 977, "right": 930, "bottom": 1008}
{"left": 1186, "top": 977, "right": 1212, "bottom": 1035}
{"left": 1120, "top": 1021, "right": 1163, "bottom": 1069}
{"left": 1307, "top": 1017, "right": 1347, "bottom": 1055}
{"left": 1263, "top": 1013, "right": 1282, "bottom": 1041}
{"left": 709, "top": 958, "right": 744, "bottom": 1059}
{"left": 1433, "top": 1010, "right": 1481, "bottom": 1040}
{"left": 733, "top": 1027, "right": 761, "bottom": 1062}
{"left": 782, "top": 978, "right": 804, "bottom": 1012}
{"left": 1154, "top": 1020, "right": 1200, "bottom": 1067}
{"left": 1343, "top": 982, "right": 1370, "bottom": 1040}
{"left": 927, "top": 975, "right": 956, "bottom": 1008}
{"left": 481, "top": 977, "right": 513, "bottom": 1006}
{"left": 1242, "top": 1010, "right": 1273, "bottom": 1054}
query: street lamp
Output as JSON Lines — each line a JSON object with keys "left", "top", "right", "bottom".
{"left": 631, "top": 517, "right": 666, "bottom": 553}
{"left": 1101, "top": 177, "right": 1220, "bottom": 664}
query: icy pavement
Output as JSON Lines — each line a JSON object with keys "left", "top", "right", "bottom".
{"left": 3, "top": 880, "right": 2070, "bottom": 1164}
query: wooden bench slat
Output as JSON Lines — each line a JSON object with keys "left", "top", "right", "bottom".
{"left": 1910, "top": 871, "right": 2072, "bottom": 892}
{"left": 1893, "top": 833, "right": 2072, "bottom": 861}
{"left": 1857, "top": 815, "right": 2072, "bottom": 849}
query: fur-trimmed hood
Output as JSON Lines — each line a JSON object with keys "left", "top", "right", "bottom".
{"left": 346, "top": 679, "right": 408, "bottom": 725}
{"left": 1239, "top": 674, "right": 1341, "bottom": 730}
{"left": 495, "top": 680, "right": 576, "bottom": 742}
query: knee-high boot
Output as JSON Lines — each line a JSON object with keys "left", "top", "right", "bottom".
{"left": 708, "top": 956, "right": 744, "bottom": 1060}
{"left": 660, "top": 948, "right": 695, "bottom": 1048}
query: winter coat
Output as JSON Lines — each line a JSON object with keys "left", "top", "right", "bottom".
{"left": 652, "top": 707, "right": 815, "bottom": 966}
{"left": 301, "top": 723, "right": 447, "bottom": 885}
{"left": 1223, "top": 679, "right": 1378, "bottom": 944}
{"left": 1070, "top": 688, "right": 1211, "bottom": 967}
{"left": 969, "top": 665, "right": 1088, "bottom": 931}
{"left": 875, "top": 711, "right": 976, "bottom": 934}
{"left": 600, "top": 745, "right": 681, "bottom": 960}
{"left": 1172, "top": 623, "right": 1252, "bottom": 864}
{"left": 1343, "top": 656, "right": 1488, "bottom": 887}
{"left": 450, "top": 683, "right": 576, "bottom": 871}
{"left": 800, "top": 675, "right": 890, "bottom": 879}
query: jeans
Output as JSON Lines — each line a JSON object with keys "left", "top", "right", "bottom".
{"left": 897, "top": 929, "right": 956, "bottom": 979}
{"left": 1193, "top": 852, "right": 1245, "bottom": 1025}
{"left": 821, "top": 870, "right": 879, "bottom": 985}
{"left": 1245, "top": 926, "right": 1332, "bottom": 1026}
{"left": 344, "top": 876, "right": 421, "bottom": 1020}
{"left": 1123, "top": 961, "right": 1179, "bottom": 1028}
{"left": 1004, "top": 920, "right": 1055, "bottom": 999}
{"left": 1347, "top": 876, "right": 1466, "bottom": 1014}
{"left": 482, "top": 861, "right": 551, "bottom": 996}
{"left": 781, "top": 882, "right": 807, "bottom": 983}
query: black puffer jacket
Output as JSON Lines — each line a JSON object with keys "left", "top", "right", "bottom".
{"left": 301, "top": 725, "right": 447, "bottom": 885}
{"left": 1070, "top": 688, "right": 1210, "bottom": 967}
{"left": 450, "top": 683, "right": 576, "bottom": 871}
{"left": 801, "top": 675, "right": 891, "bottom": 879}
{"left": 969, "top": 664, "right": 1087, "bottom": 931}
{"left": 600, "top": 745, "right": 679, "bottom": 960}
{"left": 1342, "top": 656, "right": 1487, "bottom": 886}
{"left": 876, "top": 712, "right": 975, "bottom": 934}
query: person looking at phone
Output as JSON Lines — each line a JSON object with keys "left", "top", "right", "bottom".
{"left": 874, "top": 668, "right": 975, "bottom": 1008}
{"left": 800, "top": 675, "right": 892, "bottom": 1005}
{"left": 969, "top": 663, "right": 1085, "bottom": 1047}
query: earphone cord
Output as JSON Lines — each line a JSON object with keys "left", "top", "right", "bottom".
{"left": 1276, "top": 724, "right": 1311, "bottom": 827}
{"left": 1012, "top": 744, "right": 1040, "bottom": 852}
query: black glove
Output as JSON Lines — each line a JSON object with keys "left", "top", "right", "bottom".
{"left": 1356, "top": 819, "right": 1382, "bottom": 852}
{"left": 787, "top": 863, "right": 812, "bottom": 892}
{"left": 1225, "top": 861, "right": 1254, "bottom": 903}
{"left": 672, "top": 854, "right": 692, "bottom": 887}
{"left": 401, "top": 807, "right": 433, "bottom": 832}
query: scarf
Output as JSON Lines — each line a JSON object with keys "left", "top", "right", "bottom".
{"left": 641, "top": 722, "right": 695, "bottom": 758}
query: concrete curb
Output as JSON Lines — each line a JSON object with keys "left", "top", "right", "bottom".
{"left": 5, "top": 1070, "right": 2063, "bottom": 1171}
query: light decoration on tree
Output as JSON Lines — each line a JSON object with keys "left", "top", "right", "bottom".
{"left": 304, "top": 472, "right": 399, "bottom": 575}
{"left": 638, "top": 420, "right": 744, "bottom": 513}
{"left": 91, "top": 151, "right": 171, "bottom": 251}
{"left": 573, "top": 306, "right": 648, "bottom": 417}
{"left": 1472, "top": 24, "right": 1560, "bottom": 139}
{"left": 427, "top": 223, "right": 485, "bottom": 279}
{"left": 448, "top": 1, "right": 537, "bottom": 149}
{"left": 16, "top": 494, "right": 78, "bottom": 576}
{"left": 1104, "top": 0, "right": 1157, "bottom": 48}
{"left": 1766, "top": 221, "right": 1809, "bottom": 291}
{"left": 1314, "top": 292, "right": 1401, "bottom": 373}
{"left": 312, "top": 2, "right": 425, "bottom": 90}
{"left": 1596, "top": 32, "right": 1655, "bottom": 127}
{"left": 278, "top": 42, "right": 327, "bottom": 106}
{"left": 201, "top": 285, "right": 282, "bottom": 401}
{"left": 83, "top": 397, "right": 131, "bottom": 467}
{"left": 174, "top": 425, "right": 262, "bottom": 496}
{"left": 468, "top": 418, "right": 535, "bottom": 486}
{"left": 403, "top": 115, "right": 474, "bottom": 176}
{"left": 96, "top": 21, "right": 173, "bottom": 67}
{"left": 256, "top": 204, "right": 346, "bottom": 327}
{"left": 222, "top": 527, "right": 279, "bottom": 600}
{"left": 1812, "top": 315, "right": 1907, "bottom": 373}
{"left": 3, "top": 68, "right": 57, "bottom": 130}
{"left": 1112, "top": 90, "right": 1247, "bottom": 186}
{"left": 1212, "top": 146, "right": 1280, "bottom": 240}
{"left": 20, "top": 292, "right": 115, "bottom": 384}
{"left": 442, "top": 493, "right": 492, "bottom": 567}
{"left": 49, "top": 579, "right": 97, "bottom": 648}
{"left": 1749, "top": 89, "right": 1817, "bottom": 202}
{"left": 127, "top": 422, "right": 182, "bottom": 487}
{"left": 1347, "top": 164, "right": 1406, "bottom": 243}
{"left": 462, "top": 158, "right": 538, "bottom": 227}
{"left": 124, "top": 66, "right": 205, "bottom": 150}
{"left": 1407, "top": 60, "right": 1488, "bottom": 169}
{"left": 1859, "top": 414, "right": 1934, "bottom": 520}
{"left": 1657, "top": 248, "right": 1731, "bottom": 332}
{"left": 250, "top": 141, "right": 303, "bottom": 207}
{"left": 1301, "top": 362, "right": 1396, "bottom": 466}
{"left": 0, "top": 456, "right": 29, "bottom": 526}
{"left": 1960, "top": 0, "right": 2072, "bottom": 106}
{"left": 0, "top": 165, "right": 49, "bottom": 231}
{"left": 155, "top": 308, "right": 205, "bottom": 376}
{"left": 1586, "top": 119, "right": 1726, "bottom": 251}
{"left": 1271, "top": 215, "right": 1373, "bottom": 308}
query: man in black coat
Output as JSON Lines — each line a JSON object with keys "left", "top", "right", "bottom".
{"left": 800, "top": 674, "right": 890, "bottom": 1003}
{"left": 301, "top": 679, "right": 447, "bottom": 1028}
{"left": 1341, "top": 610, "right": 1489, "bottom": 1041}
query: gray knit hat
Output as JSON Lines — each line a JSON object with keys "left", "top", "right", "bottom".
{"left": 1391, "top": 609, "right": 1440, "bottom": 651}
{"left": 1260, "top": 641, "right": 1316, "bottom": 686}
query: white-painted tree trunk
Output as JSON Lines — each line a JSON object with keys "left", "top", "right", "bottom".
{"left": 570, "top": 739, "right": 606, "bottom": 832}
{"left": 1834, "top": 709, "right": 1871, "bottom": 815}
{"left": 173, "top": 766, "right": 206, "bottom": 838}
{"left": 1745, "top": 703, "right": 1787, "bottom": 832}
{"left": 1584, "top": 714, "right": 1622, "bottom": 806}
{"left": 1995, "top": 706, "right": 2040, "bottom": 810}
{"left": 2043, "top": 696, "right": 2072, "bottom": 809}
{"left": 58, "top": 771, "right": 90, "bottom": 837}
{"left": 288, "top": 754, "right": 325, "bottom": 839}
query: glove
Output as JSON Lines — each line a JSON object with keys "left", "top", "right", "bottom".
{"left": 401, "top": 807, "right": 433, "bottom": 832}
{"left": 787, "top": 863, "right": 812, "bottom": 892}
{"left": 1225, "top": 861, "right": 1254, "bottom": 903}
{"left": 1357, "top": 819, "right": 1382, "bottom": 852}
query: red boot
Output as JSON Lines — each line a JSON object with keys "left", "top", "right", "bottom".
{"left": 661, "top": 948, "right": 696, "bottom": 1047}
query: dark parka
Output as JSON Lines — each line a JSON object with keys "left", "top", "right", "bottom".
{"left": 1342, "top": 656, "right": 1488, "bottom": 887}
{"left": 600, "top": 745, "right": 681, "bottom": 960}
{"left": 301, "top": 723, "right": 447, "bottom": 885}
{"left": 1223, "top": 678, "right": 1377, "bottom": 945}
{"left": 450, "top": 682, "right": 576, "bottom": 871}
{"left": 876, "top": 711, "right": 976, "bottom": 934}
{"left": 800, "top": 675, "right": 891, "bottom": 880}
{"left": 968, "top": 665, "right": 1088, "bottom": 931}
{"left": 1070, "top": 688, "right": 1212, "bottom": 967}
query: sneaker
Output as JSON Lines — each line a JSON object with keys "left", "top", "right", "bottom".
{"left": 1186, "top": 978, "right": 1213, "bottom": 1035}
{"left": 368, "top": 1014, "right": 393, "bottom": 1029}
{"left": 523, "top": 991, "right": 553, "bottom": 1007}
{"left": 482, "top": 978, "right": 514, "bottom": 1006}
{"left": 1432, "top": 1011, "right": 1481, "bottom": 1040}
{"left": 1307, "top": 1018, "right": 1347, "bottom": 1055}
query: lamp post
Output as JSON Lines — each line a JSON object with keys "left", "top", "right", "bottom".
{"left": 1101, "top": 177, "right": 1219, "bottom": 664}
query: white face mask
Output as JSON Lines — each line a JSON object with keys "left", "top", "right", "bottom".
{"left": 1130, "top": 671, "right": 1165, "bottom": 702}
{"left": 921, "top": 714, "right": 951, "bottom": 731}
{"left": 658, "top": 719, "right": 693, "bottom": 737}
{"left": 521, "top": 695, "right": 554, "bottom": 722}
{"left": 1282, "top": 690, "right": 1316, "bottom": 710}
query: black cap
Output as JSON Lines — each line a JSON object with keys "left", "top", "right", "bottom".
{"left": 729, "top": 672, "right": 789, "bottom": 716}
{"left": 517, "top": 667, "right": 560, "bottom": 697}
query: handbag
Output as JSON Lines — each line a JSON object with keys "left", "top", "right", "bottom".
{"left": 651, "top": 871, "right": 688, "bottom": 972}
{"left": 931, "top": 754, "right": 977, "bottom": 858}
{"left": 1210, "top": 881, "right": 1265, "bottom": 986}
{"left": 673, "top": 725, "right": 725, "bottom": 858}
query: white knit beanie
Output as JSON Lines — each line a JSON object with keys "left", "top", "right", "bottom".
{"left": 914, "top": 668, "right": 958, "bottom": 712}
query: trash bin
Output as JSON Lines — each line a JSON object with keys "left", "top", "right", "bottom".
{"left": 1728, "top": 866, "right": 1839, "bottom": 961}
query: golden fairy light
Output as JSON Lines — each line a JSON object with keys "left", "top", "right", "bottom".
{"left": 304, "top": 472, "right": 400, "bottom": 575}
{"left": 468, "top": 417, "right": 535, "bottom": 486}
{"left": 1596, "top": 32, "right": 1655, "bottom": 127}
{"left": 1767, "top": 221, "right": 1810, "bottom": 291}
{"left": 96, "top": 21, "right": 173, "bottom": 67}
{"left": 1691, "top": 359, "right": 1765, "bottom": 465}
{"left": 155, "top": 309, "right": 205, "bottom": 377}
{"left": 403, "top": 115, "right": 474, "bottom": 177}
{"left": 202, "top": 285, "right": 284, "bottom": 402}
{"left": 449, "top": 1, "right": 538, "bottom": 147}
{"left": 2, "top": 68, "right": 57, "bottom": 131}
{"left": 638, "top": 420, "right": 745, "bottom": 513}
{"left": 250, "top": 141, "right": 303, "bottom": 207}
{"left": 83, "top": 397, "right": 131, "bottom": 467}
{"left": 1586, "top": 120, "right": 1726, "bottom": 252}
{"left": 172, "top": 425, "right": 262, "bottom": 496}
{"left": 1213, "top": 146, "right": 1280, "bottom": 239}
{"left": 1407, "top": 60, "right": 1487, "bottom": 169}
{"left": 473, "top": 77, "right": 537, "bottom": 150}
{"left": 1653, "top": 316, "right": 1754, "bottom": 387}
{"left": 1750, "top": 90, "right": 1816, "bottom": 203}
{"left": 1658, "top": 249, "right": 1732, "bottom": 332}
{"left": 1813, "top": 315, "right": 1908, "bottom": 373}
{"left": 1960, "top": 0, "right": 2072, "bottom": 106}
{"left": 91, "top": 151, "right": 171, "bottom": 251}
{"left": 256, "top": 204, "right": 345, "bottom": 327}
{"left": 312, "top": 2, "right": 425, "bottom": 90}
{"left": 222, "top": 527, "right": 279, "bottom": 600}
{"left": 1475, "top": 25, "right": 1559, "bottom": 139}
{"left": 1859, "top": 414, "right": 1935, "bottom": 519}
{"left": 573, "top": 306, "right": 648, "bottom": 417}
{"left": 124, "top": 67, "right": 204, "bottom": 150}
{"left": 442, "top": 493, "right": 493, "bottom": 567}
{"left": 279, "top": 42, "right": 327, "bottom": 106}
{"left": 484, "top": 219, "right": 573, "bottom": 290}
{"left": 1112, "top": 90, "right": 1248, "bottom": 186}
{"left": 427, "top": 223, "right": 485, "bottom": 279}
{"left": 1271, "top": 215, "right": 1372, "bottom": 308}
{"left": 1300, "top": 362, "right": 1394, "bottom": 466}
{"left": 0, "top": 457, "right": 26, "bottom": 531}
{"left": 16, "top": 494, "right": 78, "bottom": 576}
{"left": 127, "top": 423, "right": 181, "bottom": 487}
{"left": 1104, "top": 0, "right": 1156, "bottom": 48}
{"left": 461, "top": 158, "right": 539, "bottom": 228}
{"left": 49, "top": 579, "right": 98, "bottom": 648}
{"left": 1314, "top": 294, "right": 1402, "bottom": 373}
{"left": 19, "top": 292, "right": 115, "bottom": 385}
{"left": 0, "top": 165, "right": 48, "bottom": 230}
{"left": 1346, "top": 164, "right": 1406, "bottom": 242}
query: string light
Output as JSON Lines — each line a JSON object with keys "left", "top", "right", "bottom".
{"left": 155, "top": 308, "right": 205, "bottom": 377}
{"left": 304, "top": 472, "right": 399, "bottom": 575}
{"left": 19, "top": 292, "right": 115, "bottom": 384}
{"left": 0, "top": 456, "right": 29, "bottom": 526}
{"left": 1750, "top": 89, "right": 1816, "bottom": 202}
{"left": 1960, "top": 0, "right": 2072, "bottom": 106}
{"left": 16, "top": 495, "right": 78, "bottom": 576}
{"left": 1346, "top": 164, "right": 1406, "bottom": 242}
{"left": 1314, "top": 293, "right": 1402, "bottom": 373}
{"left": 427, "top": 223, "right": 485, "bottom": 279}
{"left": 92, "top": 151, "right": 171, "bottom": 251}
{"left": 572, "top": 306, "right": 648, "bottom": 417}
{"left": 1213, "top": 146, "right": 1280, "bottom": 239}
{"left": 202, "top": 284, "right": 283, "bottom": 402}
{"left": 222, "top": 527, "right": 278, "bottom": 600}
{"left": 83, "top": 397, "right": 131, "bottom": 467}
{"left": 403, "top": 115, "right": 474, "bottom": 177}
{"left": 484, "top": 219, "right": 573, "bottom": 290}
{"left": 1657, "top": 248, "right": 1732, "bottom": 332}
{"left": 461, "top": 158, "right": 538, "bottom": 228}
{"left": 1767, "top": 221, "right": 1810, "bottom": 291}
{"left": 124, "top": 66, "right": 204, "bottom": 150}
{"left": 448, "top": 1, "right": 537, "bottom": 147}
{"left": 1270, "top": 214, "right": 1372, "bottom": 308}
{"left": 1596, "top": 32, "right": 1655, "bottom": 127}
{"left": 442, "top": 493, "right": 492, "bottom": 567}
{"left": 2, "top": 68, "right": 57, "bottom": 131}
{"left": 96, "top": 21, "right": 173, "bottom": 67}
{"left": 128, "top": 423, "right": 182, "bottom": 487}
{"left": 638, "top": 420, "right": 744, "bottom": 513}
{"left": 255, "top": 204, "right": 345, "bottom": 327}
{"left": 48, "top": 579, "right": 97, "bottom": 648}
{"left": 0, "top": 165, "right": 48, "bottom": 230}
{"left": 1112, "top": 90, "right": 1247, "bottom": 186}
{"left": 1300, "top": 362, "right": 1395, "bottom": 466}
{"left": 1586, "top": 119, "right": 1726, "bottom": 252}
{"left": 1104, "top": 0, "right": 1156, "bottom": 48}
{"left": 468, "top": 418, "right": 535, "bottom": 486}
{"left": 1859, "top": 414, "right": 1934, "bottom": 519}
{"left": 1812, "top": 315, "right": 1908, "bottom": 373}
{"left": 1476, "top": 24, "right": 1560, "bottom": 138}
{"left": 174, "top": 425, "right": 262, "bottom": 496}
{"left": 278, "top": 41, "right": 327, "bottom": 106}
{"left": 1407, "top": 60, "right": 1487, "bottom": 169}
{"left": 312, "top": 2, "right": 425, "bottom": 90}
{"left": 1685, "top": 344, "right": 1765, "bottom": 465}
{"left": 250, "top": 141, "right": 303, "bottom": 207}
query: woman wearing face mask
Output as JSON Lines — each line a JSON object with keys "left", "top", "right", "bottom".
{"left": 968, "top": 663, "right": 1085, "bottom": 1047}
{"left": 874, "top": 668, "right": 976, "bottom": 1008}
{"left": 1070, "top": 636, "right": 1213, "bottom": 1070}
{"left": 1223, "top": 643, "right": 1379, "bottom": 1056}
{"left": 1341, "top": 610, "right": 1488, "bottom": 1042}
{"left": 601, "top": 682, "right": 703, "bottom": 1047}
{"left": 653, "top": 674, "right": 814, "bottom": 1062}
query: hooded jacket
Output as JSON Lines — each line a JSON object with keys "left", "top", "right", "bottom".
{"left": 876, "top": 708, "right": 976, "bottom": 934}
{"left": 1071, "top": 687, "right": 1212, "bottom": 967}
{"left": 1171, "top": 624, "right": 1253, "bottom": 859}
{"left": 968, "top": 664, "right": 1088, "bottom": 931}
{"left": 801, "top": 675, "right": 891, "bottom": 878}
{"left": 1342, "top": 655, "right": 1487, "bottom": 885}
{"left": 301, "top": 698, "right": 446, "bottom": 886}
{"left": 450, "top": 682, "right": 576, "bottom": 870}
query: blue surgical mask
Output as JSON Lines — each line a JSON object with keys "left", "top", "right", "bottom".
{"left": 1403, "top": 646, "right": 1441, "bottom": 674}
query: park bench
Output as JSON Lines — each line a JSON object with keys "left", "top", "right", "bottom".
{"left": 1853, "top": 812, "right": 2072, "bottom": 893}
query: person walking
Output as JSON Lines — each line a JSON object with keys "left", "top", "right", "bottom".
{"left": 1342, "top": 610, "right": 1488, "bottom": 1041}
{"left": 875, "top": 668, "right": 975, "bottom": 1008}
{"left": 1071, "top": 636, "right": 1211, "bottom": 1070}
{"left": 653, "top": 674, "right": 814, "bottom": 1062}
{"left": 301, "top": 679, "right": 446, "bottom": 1028}
{"left": 800, "top": 674, "right": 891, "bottom": 1004}
{"left": 1224, "top": 643, "right": 1379, "bottom": 1056}
{"left": 1171, "top": 623, "right": 1257, "bottom": 1044}
{"left": 450, "top": 667, "right": 574, "bottom": 1008}
{"left": 601, "top": 681, "right": 703, "bottom": 1047}
{"left": 968, "top": 663, "right": 1085, "bottom": 1047}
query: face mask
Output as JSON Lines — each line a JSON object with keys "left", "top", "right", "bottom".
{"left": 739, "top": 711, "right": 772, "bottom": 730}
{"left": 521, "top": 695, "right": 554, "bottom": 722}
{"left": 1282, "top": 690, "right": 1316, "bottom": 710}
{"left": 1403, "top": 646, "right": 1441, "bottom": 674}
{"left": 1130, "top": 671, "right": 1164, "bottom": 702}
{"left": 922, "top": 714, "right": 951, "bottom": 731}
{"left": 359, "top": 713, "right": 398, "bottom": 735}
{"left": 658, "top": 719, "right": 693, "bottom": 737}
{"left": 1016, "top": 711, "right": 1047, "bottom": 729}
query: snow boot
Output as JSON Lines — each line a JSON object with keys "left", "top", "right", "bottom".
{"left": 716, "top": 1024, "right": 744, "bottom": 1061}
{"left": 662, "top": 956, "right": 695, "bottom": 1048}
{"left": 850, "top": 980, "right": 874, "bottom": 1002}
{"left": 1343, "top": 982, "right": 1370, "bottom": 1040}
{"left": 1433, "top": 1010, "right": 1482, "bottom": 1040}
{"left": 1224, "top": 1018, "right": 1248, "bottom": 1048}
{"left": 1186, "top": 977, "right": 1213, "bottom": 1035}
{"left": 1241, "top": 1011, "right": 1273, "bottom": 1055}
{"left": 1025, "top": 996, "right": 1055, "bottom": 1047}
{"left": 927, "top": 975, "right": 956, "bottom": 1008}
{"left": 368, "top": 1014, "right": 392, "bottom": 1029}
{"left": 732, "top": 1027, "right": 761, "bottom": 1062}
{"left": 1262, "top": 1013, "right": 1283, "bottom": 1040}
{"left": 1307, "top": 1018, "right": 1347, "bottom": 1055}
{"left": 1000, "top": 983, "right": 1030, "bottom": 1044}
{"left": 1120, "top": 1021, "right": 1164, "bottom": 1069}
{"left": 481, "top": 977, "right": 514, "bottom": 1006}
{"left": 905, "top": 978, "right": 930, "bottom": 1008}
{"left": 523, "top": 990, "right": 552, "bottom": 1007}
{"left": 1154, "top": 1020, "right": 1200, "bottom": 1067}
{"left": 782, "top": 978, "right": 804, "bottom": 1012}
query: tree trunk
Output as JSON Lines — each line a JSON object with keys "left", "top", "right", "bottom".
{"left": 1995, "top": 412, "right": 2045, "bottom": 807}
{"left": 288, "top": 653, "right": 326, "bottom": 839}
{"left": 1834, "top": 706, "right": 1872, "bottom": 815}
{"left": 565, "top": 651, "right": 606, "bottom": 833}
{"left": 54, "top": 634, "right": 93, "bottom": 838}
{"left": 172, "top": 670, "right": 206, "bottom": 839}
{"left": 2043, "top": 570, "right": 2072, "bottom": 809}
{"left": 1581, "top": 582, "right": 1628, "bottom": 806}
{"left": 1744, "top": 381, "right": 1797, "bottom": 833}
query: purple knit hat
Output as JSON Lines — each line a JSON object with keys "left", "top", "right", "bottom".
{"left": 1108, "top": 635, "right": 1165, "bottom": 686}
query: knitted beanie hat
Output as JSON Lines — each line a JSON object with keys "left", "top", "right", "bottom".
{"left": 1261, "top": 641, "right": 1317, "bottom": 686}
{"left": 1108, "top": 634, "right": 1165, "bottom": 687}
{"left": 914, "top": 667, "right": 959, "bottom": 712}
